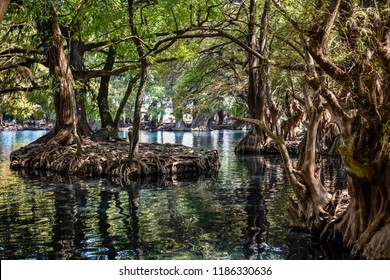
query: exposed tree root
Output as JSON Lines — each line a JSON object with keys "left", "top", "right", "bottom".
{"left": 362, "top": 223, "right": 390, "bottom": 259}
{"left": 9, "top": 141, "right": 220, "bottom": 182}
{"left": 235, "top": 133, "right": 302, "bottom": 155}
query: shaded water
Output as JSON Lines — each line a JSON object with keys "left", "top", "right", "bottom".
{"left": 0, "top": 130, "right": 346, "bottom": 260}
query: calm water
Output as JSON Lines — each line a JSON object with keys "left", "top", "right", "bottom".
{"left": 0, "top": 130, "right": 346, "bottom": 260}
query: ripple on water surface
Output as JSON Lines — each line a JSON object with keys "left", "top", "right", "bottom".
{"left": 0, "top": 130, "right": 347, "bottom": 259}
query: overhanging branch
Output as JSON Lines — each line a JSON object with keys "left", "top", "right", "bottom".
{"left": 75, "top": 57, "right": 178, "bottom": 80}
{"left": 231, "top": 115, "right": 307, "bottom": 198}
{"left": 0, "top": 85, "right": 48, "bottom": 95}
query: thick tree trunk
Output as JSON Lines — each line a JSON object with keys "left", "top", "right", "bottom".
{"left": 69, "top": 38, "right": 93, "bottom": 137}
{"left": 36, "top": 2, "right": 80, "bottom": 147}
{"left": 287, "top": 106, "right": 332, "bottom": 229}
{"left": 329, "top": 119, "right": 390, "bottom": 259}
{"left": 235, "top": 125, "right": 263, "bottom": 154}
{"left": 235, "top": 56, "right": 265, "bottom": 152}
{"left": 235, "top": 0, "right": 268, "bottom": 154}
{"left": 335, "top": 171, "right": 390, "bottom": 259}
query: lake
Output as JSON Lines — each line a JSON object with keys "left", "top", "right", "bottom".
{"left": 0, "top": 130, "right": 347, "bottom": 260}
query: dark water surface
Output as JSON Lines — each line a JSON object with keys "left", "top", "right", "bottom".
{"left": 0, "top": 130, "right": 346, "bottom": 260}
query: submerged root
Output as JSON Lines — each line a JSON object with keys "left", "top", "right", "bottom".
{"left": 10, "top": 141, "right": 220, "bottom": 181}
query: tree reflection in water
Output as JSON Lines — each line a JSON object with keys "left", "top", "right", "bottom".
{"left": 0, "top": 130, "right": 348, "bottom": 259}
{"left": 238, "top": 154, "right": 349, "bottom": 260}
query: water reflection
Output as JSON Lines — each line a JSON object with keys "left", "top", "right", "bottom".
{"left": 0, "top": 130, "right": 347, "bottom": 260}
{"left": 237, "top": 155, "right": 290, "bottom": 260}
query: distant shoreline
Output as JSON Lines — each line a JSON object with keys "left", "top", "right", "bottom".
{"left": 0, "top": 125, "right": 51, "bottom": 132}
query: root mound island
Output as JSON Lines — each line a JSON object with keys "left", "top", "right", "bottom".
{"left": 10, "top": 141, "right": 220, "bottom": 182}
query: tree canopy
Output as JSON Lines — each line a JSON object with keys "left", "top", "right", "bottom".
{"left": 1, "top": 0, "right": 390, "bottom": 259}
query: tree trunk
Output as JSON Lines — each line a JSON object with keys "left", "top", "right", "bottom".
{"left": 127, "top": 0, "right": 148, "bottom": 160}
{"left": 94, "top": 45, "right": 139, "bottom": 141}
{"left": 69, "top": 37, "right": 93, "bottom": 137}
{"left": 175, "top": 119, "right": 188, "bottom": 131}
{"left": 113, "top": 75, "right": 139, "bottom": 126}
{"left": 128, "top": 62, "right": 147, "bottom": 159}
{"left": 287, "top": 104, "right": 332, "bottom": 229}
{"left": 303, "top": 0, "right": 390, "bottom": 258}
{"left": 335, "top": 166, "right": 390, "bottom": 259}
{"left": 35, "top": 2, "right": 80, "bottom": 147}
{"left": 327, "top": 112, "right": 390, "bottom": 259}
{"left": 217, "top": 110, "right": 224, "bottom": 125}
{"left": 76, "top": 87, "right": 93, "bottom": 137}
{"left": 97, "top": 45, "right": 116, "bottom": 136}
{"left": 235, "top": 0, "right": 268, "bottom": 154}
{"left": 0, "top": 0, "right": 10, "bottom": 22}
{"left": 191, "top": 111, "right": 213, "bottom": 131}
{"left": 235, "top": 125, "right": 264, "bottom": 154}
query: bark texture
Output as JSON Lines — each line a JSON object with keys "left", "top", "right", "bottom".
{"left": 235, "top": 0, "right": 269, "bottom": 154}
{"left": 0, "top": 0, "right": 10, "bottom": 22}
{"left": 38, "top": 2, "right": 79, "bottom": 147}
{"left": 68, "top": 36, "right": 93, "bottom": 137}
{"left": 127, "top": 0, "right": 148, "bottom": 160}
{"left": 271, "top": 0, "right": 390, "bottom": 259}
{"left": 97, "top": 45, "right": 116, "bottom": 134}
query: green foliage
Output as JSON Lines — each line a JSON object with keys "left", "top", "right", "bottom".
{"left": 172, "top": 38, "right": 248, "bottom": 117}
{"left": 143, "top": 84, "right": 164, "bottom": 121}
{"left": 26, "top": 89, "right": 54, "bottom": 120}
{"left": 1, "top": 0, "right": 249, "bottom": 126}
{"left": 83, "top": 79, "right": 101, "bottom": 123}
{"left": 3, "top": 0, "right": 385, "bottom": 133}
{"left": 0, "top": 93, "right": 37, "bottom": 120}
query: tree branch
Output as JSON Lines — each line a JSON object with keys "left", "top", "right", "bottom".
{"left": 271, "top": 0, "right": 347, "bottom": 82}
{"left": 149, "top": 28, "right": 267, "bottom": 62}
{"left": 305, "top": 75, "right": 349, "bottom": 120}
{"left": 0, "top": 85, "right": 48, "bottom": 95}
{"left": 271, "top": 0, "right": 304, "bottom": 33}
{"left": 0, "top": 47, "right": 44, "bottom": 56}
{"left": 322, "top": 0, "right": 341, "bottom": 47}
{"left": 82, "top": 36, "right": 138, "bottom": 52}
{"left": 75, "top": 57, "right": 177, "bottom": 80}
{"left": 231, "top": 115, "right": 308, "bottom": 199}
{"left": 114, "top": 74, "right": 140, "bottom": 125}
